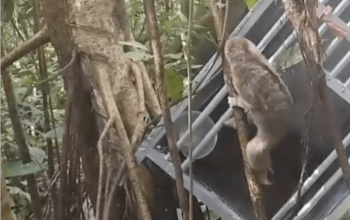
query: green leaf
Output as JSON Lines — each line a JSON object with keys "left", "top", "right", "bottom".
{"left": 164, "top": 52, "right": 183, "bottom": 60}
{"left": 2, "top": 159, "right": 47, "bottom": 177}
{"left": 29, "top": 147, "right": 46, "bottom": 164}
{"left": 191, "top": 64, "right": 203, "bottom": 69}
{"left": 14, "top": 87, "right": 27, "bottom": 97}
{"left": 118, "top": 41, "right": 148, "bottom": 51}
{"left": 44, "top": 127, "right": 64, "bottom": 139}
{"left": 19, "top": 76, "right": 35, "bottom": 86}
{"left": 20, "top": 180, "right": 27, "bottom": 186}
{"left": 122, "top": 51, "right": 153, "bottom": 61}
{"left": 25, "top": 7, "right": 33, "bottom": 15}
{"left": 21, "top": 119, "right": 36, "bottom": 128}
{"left": 23, "top": 131, "right": 34, "bottom": 146}
{"left": 7, "top": 185, "right": 32, "bottom": 219}
{"left": 53, "top": 109, "right": 65, "bottom": 116}
{"left": 178, "top": 12, "right": 188, "bottom": 22}
{"left": 245, "top": 0, "right": 259, "bottom": 9}
{"left": 192, "top": 24, "right": 205, "bottom": 31}
{"left": 7, "top": 186, "right": 31, "bottom": 202}
{"left": 164, "top": 69, "right": 184, "bottom": 103}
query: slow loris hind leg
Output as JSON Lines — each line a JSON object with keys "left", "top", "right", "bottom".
{"left": 226, "top": 96, "right": 275, "bottom": 184}
{"left": 246, "top": 134, "right": 275, "bottom": 185}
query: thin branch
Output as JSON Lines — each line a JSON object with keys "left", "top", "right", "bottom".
{"left": 102, "top": 162, "right": 125, "bottom": 220}
{"left": 42, "top": 169, "right": 61, "bottom": 198}
{"left": 130, "top": 62, "right": 147, "bottom": 145}
{"left": 96, "top": 117, "right": 115, "bottom": 220}
{"left": 59, "top": 95, "right": 72, "bottom": 220}
{"left": 11, "top": 19, "right": 27, "bottom": 42}
{"left": 143, "top": 1, "right": 190, "bottom": 220}
{"left": 104, "top": 165, "right": 113, "bottom": 209}
{"left": 184, "top": 0, "right": 194, "bottom": 219}
{"left": 48, "top": 92, "right": 61, "bottom": 166}
{"left": 1, "top": 25, "right": 50, "bottom": 70}
{"left": 138, "top": 62, "right": 162, "bottom": 119}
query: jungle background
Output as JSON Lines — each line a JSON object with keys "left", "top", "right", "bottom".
{"left": 1, "top": 0, "right": 350, "bottom": 220}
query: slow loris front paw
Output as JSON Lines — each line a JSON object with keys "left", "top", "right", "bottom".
{"left": 228, "top": 96, "right": 244, "bottom": 108}
{"left": 224, "top": 116, "right": 236, "bottom": 128}
{"left": 225, "top": 96, "right": 242, "bottom": 128}
{"left": 225, "top": 96, "right": 252, "bottom": 129}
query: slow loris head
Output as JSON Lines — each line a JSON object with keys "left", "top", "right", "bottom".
{"left": 224, "top": 37, "right": 271, "bottom": 69}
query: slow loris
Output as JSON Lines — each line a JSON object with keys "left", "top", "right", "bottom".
{"left": 224, "top": 37, "right": 295, "bottom": 185}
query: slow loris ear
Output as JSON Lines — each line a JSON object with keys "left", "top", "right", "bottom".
{"left": 246, "top": 40, "right": 259, "bottom": 54}
{"left": 245, "top": 40, "right": 274, "bottom": 69}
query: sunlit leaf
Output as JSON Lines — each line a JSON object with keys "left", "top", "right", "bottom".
{"left": 192, "top": 24, "right": 205, "bottom": 31}
{"left": 22, "top": 104, "right": 43, "bottom": 117}
{"left": 118, "top": 41, "right": 148, "bottom": 51}
{"left": 20, "top": 180, "right": 27, "bottom": 186}
{"left": 21, "top": 119, "right": 36, "bottom": 129}
{"left": 19, "top": 76, "right": 35, "bottom": 86}
{"left": 7, "top": 186, "right": 31, "bottom": 202}
{"left": 178, "top": 12, "right": 188, "bottom": 22}
{"left": 191, "top": 64, "right": 203, "bottom": 69}
{"left": 122, "top": 51, "right": 153, "bottom": 61}
{"left": 29, "top": 147, "right": 46, "bottom": 164}
{"left": 53, "top": 109, "right": 65, "bottom": 116}
{"left": 44, "top": 127, "right": 64, "bottom": 139}
{"left": 23, "top": 131, "right": 34, "bottom": 146}
{"left": 164, "top": 53, "right": 183, "bottom": 60}
{"left": 25, "top": 7, "right": 33, "bottom": 15}
{"left": 14, "top": 87, "right": 27, "bottom": 97}
{"left": 18, "top": 68, "right": 31, "bottom": 74}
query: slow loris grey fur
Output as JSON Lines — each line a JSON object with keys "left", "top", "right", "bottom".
{"left": 224, "top": 37, "right": 295, "bottom": 185}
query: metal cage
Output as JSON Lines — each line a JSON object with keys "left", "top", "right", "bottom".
{"left": 135, "top": 0, "right": 350, "bottom": 219}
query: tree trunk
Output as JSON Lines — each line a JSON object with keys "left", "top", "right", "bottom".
{"left": 40, "top": 0, "right": 188, "bottom": 219}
